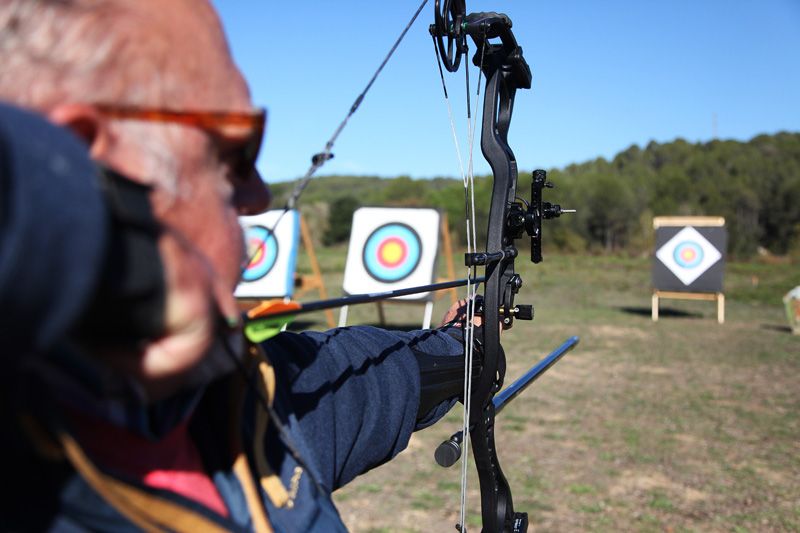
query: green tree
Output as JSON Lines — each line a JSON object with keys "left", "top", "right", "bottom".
{"left": 323, "top": 195, "right": 360, "bottom": 246}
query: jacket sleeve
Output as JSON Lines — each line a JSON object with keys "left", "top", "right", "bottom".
{"left": 0, "top": 102, "right": 109, "bottom": 354}
{"left": 263, "top": 326, "right": 463, "bottom": 491}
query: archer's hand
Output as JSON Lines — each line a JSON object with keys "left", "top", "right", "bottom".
{"left": 440, "top": 298, "right": 484, "bottom": 328}
{"left": 439, "top": 297, "right": 512, "bottom": 331}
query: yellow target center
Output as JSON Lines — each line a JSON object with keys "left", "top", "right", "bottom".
{"left": 381, "top": 241, "right": 404, "bottom": 264}
{"left": 248, "top": 244, "right": 264, "bottom": 266}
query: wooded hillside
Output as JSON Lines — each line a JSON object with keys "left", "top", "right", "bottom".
{"left": 270, "top": 132, "right": 800, "bottom": 258}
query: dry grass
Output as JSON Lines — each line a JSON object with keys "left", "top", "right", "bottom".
{"left": 292, "top": 252, "right": 800, "bottom": 532}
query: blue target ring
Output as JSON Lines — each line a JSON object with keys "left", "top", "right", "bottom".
{"left": 242, "top": 225, "right": 278, "bottom": 282}
{"left": 362, "top": 223, "right": 422, "bottom": 283}
{"left": 673, "top": 241, "right": 704, "bottom": 269}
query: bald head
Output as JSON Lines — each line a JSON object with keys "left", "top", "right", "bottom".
{"left": 0, "top": 0, "right": 257, "bottom": 197}
{"left": 0, "top": 0, "right": 249, "bottom": 111}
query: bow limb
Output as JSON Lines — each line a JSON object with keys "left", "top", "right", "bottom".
{"left": 469, "top": 24, "right": 531, "bottom": 532}
{"left": 472, "top": 82, "right": 518, "bottom": 533}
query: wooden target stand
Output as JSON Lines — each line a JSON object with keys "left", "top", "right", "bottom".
{"left": 239, "top": 215, "right": 336, "bottom": 329}
{"left": 652, "top": 291, "right": 725, "bottom": 324}
{"left": 651, "top": 216, "right": 726, "bottom": 325}
{"left": 338, "top": 213, "right": 458, "bottom": 329}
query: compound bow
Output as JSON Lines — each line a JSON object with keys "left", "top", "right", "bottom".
{"left": 429, "top": 2, "right": 578, "bottom": 531}
{"left": 241, "top": 2, "right": 579, "bottom": 531}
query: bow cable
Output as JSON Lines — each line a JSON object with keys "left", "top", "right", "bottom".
{"left": 459, "top": 42, "right": 486, "bottom": 533}
{"left": 432, "top": 24, "right": 488, "bottom": 531}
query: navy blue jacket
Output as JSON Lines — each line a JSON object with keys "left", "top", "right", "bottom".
{"left": 0, "top": 103, "right": 108, "bottom": 354}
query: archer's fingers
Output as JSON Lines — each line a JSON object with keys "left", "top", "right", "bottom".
{"left": 439, "top": 298, "right": 484, "bottom": 328}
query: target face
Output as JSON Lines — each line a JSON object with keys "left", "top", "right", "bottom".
{"left": 362, "top": 223, "right": 422, "bottom": 283}
{"left": 673, "top": 241, "right": 704, "bottom": 269}
{"left": 343, "top": 208, "right": 440, "bottom": 300}
{"left": 235, "top": 209, "right": 300, "bottom": 299}
{"left": 656, "top": 226, "right": 722, "bottom": 286}
{"left": 242, "top": 225, "right": 279, "bottom": 282}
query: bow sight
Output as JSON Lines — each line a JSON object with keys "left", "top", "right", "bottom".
{"left": 509, "top": 169, "right": 576, "bottom": 264}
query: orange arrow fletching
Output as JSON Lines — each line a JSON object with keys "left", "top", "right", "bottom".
{"left": 247, "top": 300, "right": 302, "bottom": 320}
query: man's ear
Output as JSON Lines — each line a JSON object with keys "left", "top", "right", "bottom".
{"left": 47, "top": 103, "right": 111, "bottom": 159}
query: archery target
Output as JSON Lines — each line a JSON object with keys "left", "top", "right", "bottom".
{"left": 655, "top": 226, "right": 723, "bottom": 287}
{"left": 242, "top": 226, "right": 279, "bottom": 282}
{"left": 673, "top": 241, "right": 703, "bottom": 269}
{"left": 343, "top": 208, "right": 441, "bottom": 300}
{"left": 362, "top": 223, "right": 422, "bottom": 283}
{"left": 235, "top": 209, "right": 300, "bottom": 299}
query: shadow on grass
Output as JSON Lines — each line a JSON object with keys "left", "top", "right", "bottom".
{"left": 760, "top": 323, "right": 794, "bottom": 334}
{"left": 617, "top": 306, "right": 703, "bottom": 319}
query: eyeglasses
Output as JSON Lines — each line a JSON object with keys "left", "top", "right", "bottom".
{"left": 92, "top": 104, "right": 266, "bottom": 178}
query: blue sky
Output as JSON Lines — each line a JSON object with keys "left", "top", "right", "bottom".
{"left": 213, "top": 1, "right": 800, "bottom": 183}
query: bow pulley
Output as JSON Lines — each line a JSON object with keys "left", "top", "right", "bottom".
{"left": 431, "top": 0, "right": 468, "bottom": 72}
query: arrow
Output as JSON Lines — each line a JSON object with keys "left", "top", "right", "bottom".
{"left": 242, "top": 276, "right": 486, "bottom": 342}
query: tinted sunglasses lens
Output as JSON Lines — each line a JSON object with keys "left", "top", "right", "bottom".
{"left": 236, "top": 110, "right": 265, "bottom": 177}
{"left": 235, "top": 128, "right": 263, "bottom": 177}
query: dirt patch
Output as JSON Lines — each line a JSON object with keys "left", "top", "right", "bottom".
{"left": 588, "top": 324, "right": 650, "bottom": 340}
{"left": 638, "top": 365, "right": 672, "bottom": 375}
{"left": 610, "top": 470, "right": 711, "bottom": 502}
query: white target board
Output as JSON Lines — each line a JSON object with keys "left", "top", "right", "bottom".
{"left": 342, "top": 207, "right": 441, "bottom": 301}
{"left": 235, "top": 209, "right": 300, "bottom": 299}
{"left": 652, "top": 217, "right": 727, "bottom": 293}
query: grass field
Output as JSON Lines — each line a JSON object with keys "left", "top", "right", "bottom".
{"left": 292, "top": 249, "right": 800, "bottom": 532}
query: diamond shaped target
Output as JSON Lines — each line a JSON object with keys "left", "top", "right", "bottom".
{"left": 655, "top": 226, "right": 722, "bottom": 286}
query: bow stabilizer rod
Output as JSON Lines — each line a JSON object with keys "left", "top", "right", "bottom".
{"left": 434, "top": 336, "right": 581, "bottom": 468}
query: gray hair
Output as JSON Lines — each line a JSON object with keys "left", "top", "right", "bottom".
{"left": 0, "top": 0, "right": 185, "bottom": 191}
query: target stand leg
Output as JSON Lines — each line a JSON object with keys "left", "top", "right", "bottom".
{"left": 652, "top": 292, "right": 659, "bottom": 322}
{"left": 422, "top": 301, "right": 434, "bottom": 329}
{"left": 717, "top": 293, "right": 725, "bottom": 324}
{"left": 338, "top": 305, "right": 349, "bottom": 328}
{"left": 376, "top": 301, "right": 387, "bottom": 326}
{"left": 281, "top": 297, "right": 291, "bottom": 332}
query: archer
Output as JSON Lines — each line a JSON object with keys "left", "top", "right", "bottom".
{"left": 0, "top": 1, "right": 479, "bottom": 530}
{"left": 1, "top": 1, "right": 578, "bottom": 531}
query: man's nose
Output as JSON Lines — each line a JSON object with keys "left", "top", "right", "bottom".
{"left": 233, "top": 169, "right": 272, "bottom": 215}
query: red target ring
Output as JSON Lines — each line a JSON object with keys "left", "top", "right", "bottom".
{"left": 376, "top": 237, "right": 408, "bottom": 268}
